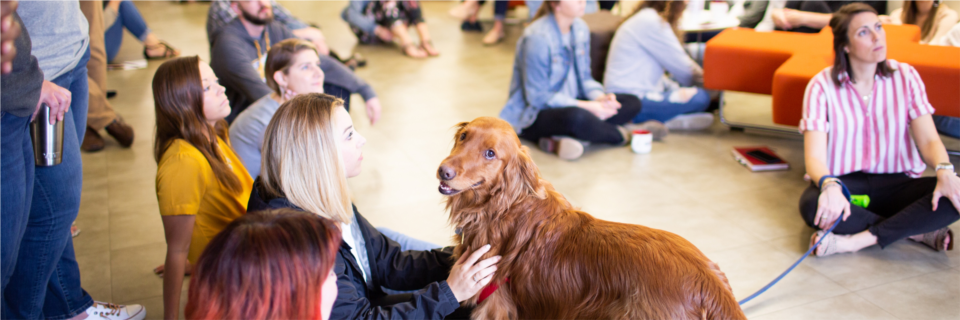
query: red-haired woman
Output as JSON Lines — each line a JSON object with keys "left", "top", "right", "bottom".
{"left": 185, "top": 208, "right": 341, "bottom": 320}
{"left": 152, "top": 56, "right": 253, "bottom": 320}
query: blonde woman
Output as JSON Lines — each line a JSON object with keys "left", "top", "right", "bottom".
{"left": 247, "top": 93, "right": 499, "bottom": 319}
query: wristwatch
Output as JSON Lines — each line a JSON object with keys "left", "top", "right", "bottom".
{"left": 936, "top": 162, "right": 955, "bottom": 173}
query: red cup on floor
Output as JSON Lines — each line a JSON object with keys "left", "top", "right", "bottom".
{"left": 631, "top": 130, "right": 653, "bottom": 154}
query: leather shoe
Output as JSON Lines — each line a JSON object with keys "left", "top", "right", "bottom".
{"left": 81, "top": 126, "right": 105, "bottom": 152}
{"left": 105, "top": 117, "right": 134, "bottom": 147}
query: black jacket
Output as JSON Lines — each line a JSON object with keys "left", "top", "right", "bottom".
{"left": 247, "top": 180, "right": 461, "bottom": 320}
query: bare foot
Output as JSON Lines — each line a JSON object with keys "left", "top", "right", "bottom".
{"left": 403, "top": 44, "right": 427, "bottom": 58}
{"left": 449, "top": 0, "right": 479, "bottom": 20}
{"left": 421, "top": 41, "right": 440, "bottom": 56}
{"left": 482, "top": 28, "right": 504, "bottom": 45}
{"left": 153, "top": 262, "right": 193, "bottom": 278}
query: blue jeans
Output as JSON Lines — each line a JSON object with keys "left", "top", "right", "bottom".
{"left": 377, "top": 227, "right": 442, "bottom": 252}
{"left": 631, "top": 87, "right": 711, "bottom": 124}
{"left": 1, "top": 113, "right": 36, "bottom": 294}
{"left": 3, "top": 48, "right": 94, "bottom": 320}
{"left": 933, "top": 115, "right": 960, "bottom": 139}
{"left": 105, "top": 0, "right": 151, "bottom": 62}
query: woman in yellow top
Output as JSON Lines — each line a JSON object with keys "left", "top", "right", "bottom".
{"left": 152, "top": 56, "right": 253, "bottom": 320}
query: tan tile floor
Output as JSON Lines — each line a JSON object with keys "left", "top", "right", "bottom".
{"left": 74, "top": 1, "right": 960, "bottom": 319}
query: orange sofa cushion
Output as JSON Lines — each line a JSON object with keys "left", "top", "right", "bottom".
{"left": 703, "top": 25, "right": 960, "bottom": 126}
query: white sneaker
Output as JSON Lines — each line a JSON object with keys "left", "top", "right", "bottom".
{"left": 83, "top": 301, "right": 145, "bottom": 320}
{"left": 664, "top": 112, "right": 715, "bottom": 131}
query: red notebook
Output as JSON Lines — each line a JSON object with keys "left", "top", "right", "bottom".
{"left": 732, "top": 146, "right": 789, "bottom": 172}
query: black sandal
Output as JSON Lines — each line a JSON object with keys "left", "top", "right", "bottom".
{"left": 143, "top": 41, "right": 179, "bottom": 60}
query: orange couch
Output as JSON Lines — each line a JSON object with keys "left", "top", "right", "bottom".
{"left": 703, "top": 25, "right": 960, "bottom": 127}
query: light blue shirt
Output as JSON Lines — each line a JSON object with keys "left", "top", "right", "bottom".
{"left": 229, "top": 95, "right": 280, "bottom": 179}
{"left": 603, "top": 8, "right": 699, "bottom": 98}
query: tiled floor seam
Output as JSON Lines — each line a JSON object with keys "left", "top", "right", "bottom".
{"left": 849, "top": 291, "right": 910, "bottom": 320}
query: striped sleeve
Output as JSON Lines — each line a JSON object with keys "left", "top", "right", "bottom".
{"left": 902, "top": 64, "right": 935, "bottom": 120}
{"left": 799, "top": 73, "right": 829, "bottom": 133}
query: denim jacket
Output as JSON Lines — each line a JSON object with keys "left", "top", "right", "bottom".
{"left": 499, "top": 13, "right": 605, "bottom": 133}
{"left": 341, "top": 0, "right": 375, "bottom": 34}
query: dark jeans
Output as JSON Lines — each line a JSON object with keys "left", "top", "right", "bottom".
{"left": 477, "top": 0, "right": 510, "bottom": 20}
{"left": 933, "top": 115, "right": 959, "bottom": 139}
{"left": 1, "top": 112, "right": 36, "bottom": 294}
{"left": 598, "top": 0, "right": 618, "bottom": 11}
{"left": 105, "top": 0, "right": 150, "bottom": 62}
{"left": 799, "top": 172, "right": 960, "bottom": 248}
{"left": 519, "top": 94, "right": 641, "bottom": 145}
{"left": 3, "top": 48, "right": 94, "bottom": 320}
{"left": 626, "top": 88, "right": 711, "bottom": 123}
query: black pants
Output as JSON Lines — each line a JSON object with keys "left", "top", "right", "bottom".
{"left": 519, "top": 93, "right": 641, "bottom": 145}
{"left": 598, "top": 0, "right": 618, "bottom": 11}
{"left": 368, "top": 1, "right": 425, "bottom": 28}
{"left": 799, "top": 172, "right": 960, "bottom": 248}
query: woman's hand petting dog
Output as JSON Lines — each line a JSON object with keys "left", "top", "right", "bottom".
{"left": 447, "top": 244, "right": 500, "bottom": 302}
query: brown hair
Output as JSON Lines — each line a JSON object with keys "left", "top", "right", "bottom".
{"left": 264, "top": 39, "right": 320, "bottom": 96}
{"left": 152, "top": 56, "right": 242, "bottom": 192}
{"left": 902, "top": 0, "right": 940, "bottom": 41}
{"left": 629, "top": 0, "right": 687, "bottom": 37}
{"left": 260, "top": 93, "right": 353, "bottom": 224}
{"left": 829, "top": 3, "right": 893, "bottom": 86}
{"left": 185, "top": 208, "right": 341, "bottom": 320}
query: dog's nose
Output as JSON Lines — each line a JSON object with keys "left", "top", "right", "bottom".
{"left": 438, "top": 166, "right": 456, "bottom": 181}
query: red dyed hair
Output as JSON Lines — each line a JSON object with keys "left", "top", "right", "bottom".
{"left": 185, "top": 208, "right": 341, "bottom": 320}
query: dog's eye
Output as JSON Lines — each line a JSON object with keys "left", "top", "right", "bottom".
{"left": 484, "top": 149, "right": 496, "bottom": 160}
{"left": 459, "top": 133, "right": 466, "bottom": 141}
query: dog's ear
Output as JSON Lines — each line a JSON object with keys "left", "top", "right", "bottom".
{"left": 504, "top": 146, "right": 544, "bottom": 199}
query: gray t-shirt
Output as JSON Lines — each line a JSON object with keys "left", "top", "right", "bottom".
{"left": 229, "top": 94, "right": 281, "bottom": 179}
{"left": 1, "top": 13, "right": 44, "bottom": 117}
{"left": 17, "top": 0, "right": 89, "bottom": 80}
{"left": 604, "top": 8, "right": 698, "bottom": 97}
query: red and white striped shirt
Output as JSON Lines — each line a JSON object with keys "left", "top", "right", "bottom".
{"left": 800, "top": 60, "right": 935, "bottom": 178}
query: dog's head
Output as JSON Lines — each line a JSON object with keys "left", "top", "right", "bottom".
{"left": 437, "top": 117, "right": 541, "bottom": 199}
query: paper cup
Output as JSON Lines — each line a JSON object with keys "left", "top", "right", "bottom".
{"left": 631, "top": 130, "right": 653, "bottom": 154}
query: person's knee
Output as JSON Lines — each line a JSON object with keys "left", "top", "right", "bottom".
{"left": 562, "top": 107, "right": 595, "bottom": 130}
{"left": 798, "top": 186, "right": 820, "bottom": 226}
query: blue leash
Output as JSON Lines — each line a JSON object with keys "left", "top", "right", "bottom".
{"left": 737, "top": 218, "right": 842, "bottom": 305}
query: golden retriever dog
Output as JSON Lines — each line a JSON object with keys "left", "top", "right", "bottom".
{"left": 436, "top": 117, "right": 745, "bottom": 320}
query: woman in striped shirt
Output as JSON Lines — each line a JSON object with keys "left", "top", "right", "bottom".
{"left": 799, "top": 3, "right": 960, "bottom": 256}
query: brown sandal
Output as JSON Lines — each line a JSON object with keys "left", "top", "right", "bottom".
{"left": 810, "top": 230, "right": 841, "bottom": 257}
{"left": 143, "top": 41, "right": 179, "bottom": 60}
{"left": 913, "top": 228, "right": 954, "bottom": 252}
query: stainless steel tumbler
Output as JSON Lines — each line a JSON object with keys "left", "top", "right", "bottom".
{"left": 30, "top": 104, "right": 64, "bottom": 166}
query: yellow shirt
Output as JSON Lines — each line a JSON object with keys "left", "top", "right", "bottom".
{"left": 156, "top": 137, "right": 253, "bottom": 262}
